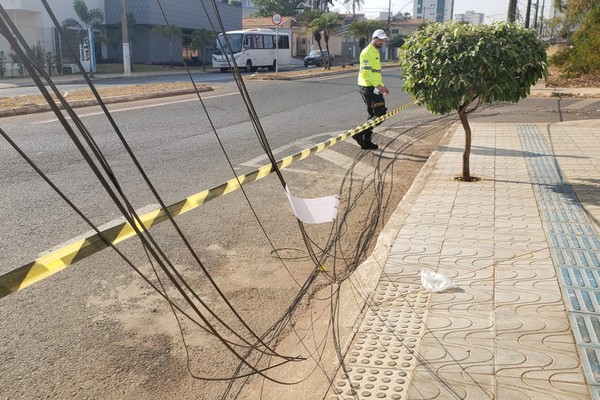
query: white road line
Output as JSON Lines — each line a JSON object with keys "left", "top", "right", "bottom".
{"left": 33, "top": 91, "right": 240, "bottom": 124}
{"left": 241, "top": 132, "right": 341, "bottom": 168}
{"left": 296, "top": 138, "right": 378, "bottom": 179}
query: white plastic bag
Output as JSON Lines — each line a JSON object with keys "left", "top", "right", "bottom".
{"left": 420, "top": 268, "right": 457, "bottom": 293}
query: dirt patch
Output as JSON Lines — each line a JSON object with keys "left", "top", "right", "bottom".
{"left": 0, "top": 82, "right": 204, "bottom": 111}
{"left": 545, "top": 66, "right": 600, "bottom": 88}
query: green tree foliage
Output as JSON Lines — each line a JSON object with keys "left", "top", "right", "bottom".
{"left": 0, "top": 51, "right": 6, "bottom": 77}
{"left": 61, "top": 0, "right": 104, "bottom": 43}
{"left": 345, "top": 19, "right": 382, "bottom": 51}
{"left": 62, "top": 0, "right": 104, "bottom": 77}
{"left": 389, "top": 35, "right": 406, "bottom": 49}
{"left": 192, "top": 29, "right": 216, "bottom": 71}
{"left": 152, "top": 24, "right": 183, "bottom": 68}
{"left": 8, "top": 53, "right": 23, "bottom": 76}
{"left": 400, "top": 22, "right": 547, "bottom": 180}
{"left": 550, "top": 0, "right": 600, "bottom": 76}
{"left": 251, "top": 0, "right": 305, "bottom": 17}
{"left": 32, "top": 41, "right": 45, "bottom": 70}
{"left": 307, "top": 12, "right": 342, "bottom": 69}
{"left": 342, "top": 0, "right": 363, "bottom": 19}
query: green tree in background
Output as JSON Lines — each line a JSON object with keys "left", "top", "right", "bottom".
{"left": 0, "top": 51, "right": 6, "bottom": 78}
{"left": 192, "top": 29, "right": 216, "bottom": 71}
{"left": 152, "top": 24, "right": 183, "bottom": 68}
{"left": 61, "top": 0, "right": 104, "bottom": 77}
{"left": 400, "top": 22, "right": 547, "bottom": 181}
{"left": 342, "top": 0, "right": 363, "bottom": 20}
{"left": 251, "top": 0, "right": 305, "bottom": 17}
{"left": 307, "top": 12, "right": 342, "bottom": 69}
{"left": 345, "top": 19, "right": 382, "bottom": 52}
{"left": 389, "top": 35, "right": 406, "bottom": 50}
{"left": 551, "top": 0, "right": 600, "bottom": 76}
{"left": 8, "top": 53, "right": 23, "bottom": 76}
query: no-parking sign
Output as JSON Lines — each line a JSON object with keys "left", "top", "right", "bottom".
{"left": 272, "top": 13, "right": 282, "bottom": 25}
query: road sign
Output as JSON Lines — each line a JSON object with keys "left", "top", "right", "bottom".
{"left": 272, "top": 13, "right": 282, "bottom": 25}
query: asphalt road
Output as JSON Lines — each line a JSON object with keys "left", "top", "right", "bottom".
{"left": 2, "top": 69, "right": 600, "bottom": 398}
{"left": 0, "top": 68, "right": 417, "bottom": 270}
{"left": 0, "top": 64, "right": 311, "bottom": 98}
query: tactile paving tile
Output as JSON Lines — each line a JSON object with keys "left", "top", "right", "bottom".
{"left": 519, "top": 124, "right": 600, "bottom": 392}
{"left": 327, "top": 283, "right": 427, "bottom": 399}
{"left": 326, "top": 365, "right": 410, "bottom": 400}
{"left": 559, "top": 267, "right": 600, "bottom": 289}
{"left": 552, "top": 247, "right": 600, "bottom": 268}
{"left": 569, "top": 313, "right": 600, "bottom": 347}
{"left": 592, "top": 386, "right": 600, "bottom": 400}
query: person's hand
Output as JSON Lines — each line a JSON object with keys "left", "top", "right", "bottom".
{"left": 377, "top": 85, "right": 389, "bottom": 95}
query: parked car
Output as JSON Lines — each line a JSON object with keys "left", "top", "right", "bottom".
{"left": 304, "top": 50, "right": 334, "bottom": 67}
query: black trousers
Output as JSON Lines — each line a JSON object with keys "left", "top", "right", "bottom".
{"left": 357, "top": 85, "right": 387, "bottom": 142}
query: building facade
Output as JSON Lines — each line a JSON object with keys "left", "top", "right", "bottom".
{"left": 104, "top": 0, "right": 241, "bottom": 64}
{"left": 454, "top": 10, "right": 484, "bottom": 24}
{"left": 413, "top": 0, "right": 454, "bottom": 23}
{"left": 0, "top": 0, "right": 241, "bottom": 74}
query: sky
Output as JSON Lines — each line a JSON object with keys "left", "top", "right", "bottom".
{"left": 331, "top": 0, "right": 554, "bottom": 23}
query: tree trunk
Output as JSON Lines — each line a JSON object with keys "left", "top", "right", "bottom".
{"left": 458, "top": 107, "right": 471, "bottom": 180}
{"left": 324, "top": 37, "right": 331, "bottom": 69}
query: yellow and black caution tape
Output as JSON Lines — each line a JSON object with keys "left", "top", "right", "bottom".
{"left": 0, "top": 101, "right": 414, "bottom": 299}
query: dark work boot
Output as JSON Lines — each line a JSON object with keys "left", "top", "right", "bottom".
{"left": 363, "top": 131, "right": 378, "bottom": 150}
{"left": 352, "top": 133, "right": 367, "bottom": 148}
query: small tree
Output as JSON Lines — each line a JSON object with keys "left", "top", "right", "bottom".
{"left": 46, "top": 52, "right": 54, "bottom": 75}
{"left": 0, "top": 51, "right": 6, "bottom": 78}
{"left": 32, "top": 42, "right": 45, "bottom": 71}
{"left": 62, "top": 0, "right": 104, "bottom": 77}
{"left": 551, "top": 0, "right": 600, "bottom": 76}
{"left": 9, "top": 53, "right": 23, "bottom": 76}
{"left": 389, "top": 34, "right": 406, "bottom": 49}
{"left": 152, "top": 24, "right": 182, "bottom": 68}
{"left": 400, "top": 22, "right": 547, "bottom": 181}
{"left": 307, "top": 12, "right": 342, "bottom": 69}
{"left": 192, "top": 29, "right": 216, "bottom": 71}
{"left": 251, "top": 0, "right": 305, "bottom": 17}
{"left": 345, "top": 20, "right": 383, "bottom": 53}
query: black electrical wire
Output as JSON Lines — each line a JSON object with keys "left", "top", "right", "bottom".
{"left": 2, "top": 1, "right": 301, "bottom": 380}
{"left": 2, "top": 0, "right": 468, "bottom": 392}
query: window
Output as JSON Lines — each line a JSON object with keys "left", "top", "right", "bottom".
{"left": 253, "top": 35, "right": 264, "bottom": 49}
{"left": 278, "top": 35, "right": 290, "bottom": 49}
{"left": 263, "top": 35, "right": 274, "bottom": 49}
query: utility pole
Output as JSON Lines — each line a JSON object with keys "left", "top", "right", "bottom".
{"left": 539, "top": 0, "right": 546, "bottom": 36}
{"left": 121, "top": 0, "right": 131, "bottom": 75}
{"left": 525, "top": 0, "right": 532, "bottom": 28}
{"left": 507, "top": 0, "right": 518, "bottom": 22}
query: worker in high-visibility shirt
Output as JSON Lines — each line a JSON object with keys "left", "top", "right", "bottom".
{"left": 354, "top": 29, "right": 390, "bottom": 150}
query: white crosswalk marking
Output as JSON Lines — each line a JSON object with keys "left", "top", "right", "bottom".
{"left": 562, "top": 99, "right": 600, "bottom": 110}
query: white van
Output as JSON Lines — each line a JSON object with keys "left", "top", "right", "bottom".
{"left": 212, "top": 29, "right": 291, "bottom": 72}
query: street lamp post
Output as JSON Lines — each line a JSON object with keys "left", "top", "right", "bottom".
{"left": 122, "top": 0, "right": 131, "bottom": 75}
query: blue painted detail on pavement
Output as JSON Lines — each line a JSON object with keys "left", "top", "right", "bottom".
{"left": 519, "top": 123, "right": 600, "bottom": 387}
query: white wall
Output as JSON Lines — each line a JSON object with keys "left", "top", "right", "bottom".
{"left": 0, "top": 0, "right": 107, "bottom": 63}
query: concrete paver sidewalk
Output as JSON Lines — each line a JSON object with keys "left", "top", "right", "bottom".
{"left": 328, "top": 120, "right": 600, "bottom": 399}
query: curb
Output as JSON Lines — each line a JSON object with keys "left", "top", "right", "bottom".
{"left": 529, "top": 89, "right": 600, "bottom": 98}
{"left": 0, "top": 87, "right": 211, "bottom": 118}
{"left": 246, "top": 121, "right": 458, "bottom": 399}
